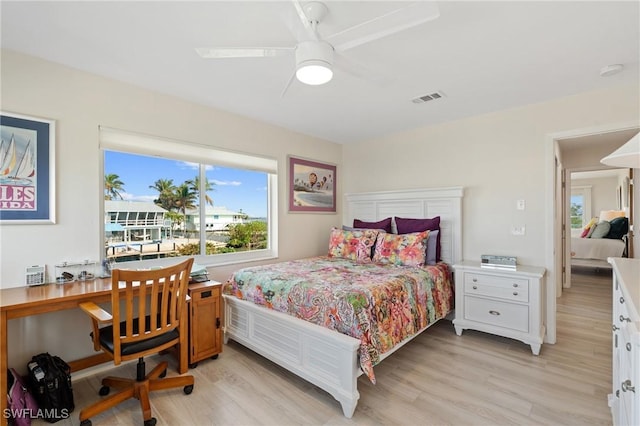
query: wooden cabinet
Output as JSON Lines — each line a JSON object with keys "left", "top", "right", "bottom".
{"left": 609, "top": 258, "right": 639, "bottom": 426}
{"left": 188, "top": 281, "right": 223, "bottom": 368}
{"left": 453, "top": 261, "right": 546, "bottom": 355}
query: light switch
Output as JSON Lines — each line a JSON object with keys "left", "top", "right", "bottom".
{"left": 511, "top": 226, "right": 526, "bottom": 236}
{"left": 516, "top": 199, "right": 526, "bottom": 210}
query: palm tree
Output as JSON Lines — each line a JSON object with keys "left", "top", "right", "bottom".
{"left": 173, "top": 183, "right": 197, "bottom": 234}
{"left": 104, "top": 174, "right": 124, "bottom": 200}
{"left": 149, "top": 178, "right": 176, "bottom": 210}
{"left": 164, "top": 211, "right": 183, "bottom": 238}
{"left": 187, "top": 175, "right": 215, "bottom": 207}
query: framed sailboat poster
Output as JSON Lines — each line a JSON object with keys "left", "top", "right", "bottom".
{"left": 0, "top": 112, "right": 56, "bottom": 224}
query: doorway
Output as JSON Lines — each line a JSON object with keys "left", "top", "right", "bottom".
{"left": 545, "top": 123, "right": 639, "bottom": 344}
{"left": 566, "top": 169, "right": 630, "bottom": 280}
{"left": 557, "top": 128, "right": 637, "bottom": 290}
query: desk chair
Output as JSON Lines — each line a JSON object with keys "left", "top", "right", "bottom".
{"left": 78, "top": 258, "right": 195, "bottom": 426}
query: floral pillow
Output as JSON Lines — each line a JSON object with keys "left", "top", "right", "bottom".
{"left": 327, "top": 228, "right": 379, "bottom": 263}
{"left": 372, "top": 230, "right": 430, "bottom": 266}
{"left": 395, "top": 216, "right": 441, "bottom": 261}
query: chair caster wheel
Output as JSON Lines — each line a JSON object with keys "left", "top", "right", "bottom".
{"left": 99, "top": 386, "right": 110, "bottom": 396}
{"left": 211, "top": 354, "right": 219, "bottom": 360}
{"left": 159, "top": 369, "right": 167, "bottom": 378}
{"left": 184, "top": 384, "right": 194, "bottom": 394}
{"left": 144, "top": 417, "right": 157, "bottom": 426}
{"left": 80, "top": 420, "right": 92, "bottom": 426}
{"left": 189, "top": 362, "right": 198, "bottom": 368}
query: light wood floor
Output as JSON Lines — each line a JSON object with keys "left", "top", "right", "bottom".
{"left": 35, "top": 269, "right": 613, "bottom": 425}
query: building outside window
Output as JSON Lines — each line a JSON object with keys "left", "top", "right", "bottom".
{"left": 101, "top": 128, "right": 277, "bottom": 266}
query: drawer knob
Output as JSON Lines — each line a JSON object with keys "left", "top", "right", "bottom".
{"left": 489, "top": 310, "right": 500, "bottom": 316}
{"left": 512, "top": 283, "right": 518, "bottom": 288}
{"left": 472, "top": 278, "right": 478, "bottom": 282}
{"left": 513, "top": 292, "right": 518, "bottom": 296}
{"left": 626, "top": 343, "right": 632, "bottom": 352}
{"left": 620, "top": 296, "right": 625, "bottom": 304}
{"left": 472, "top": 285, "right": 478, "bottom": 290}
{"left": 622, "top": 380, "right": 635, "bottom": 393}
{"left": 620, "top": 315, "right": 631, "bottom": 323}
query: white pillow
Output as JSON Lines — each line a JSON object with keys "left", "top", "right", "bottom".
{"left": 590, "top": 221, "right": 611, "bottom": 239}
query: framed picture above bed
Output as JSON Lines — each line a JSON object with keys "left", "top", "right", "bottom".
{"left": 288, "top": 155, "right": 336, "bottom": 213}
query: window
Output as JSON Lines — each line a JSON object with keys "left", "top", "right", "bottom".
{"left": 101, "top": 127, "right": 277, "bottom": 267}
{"left": 570, "top": 185, "right": 592, "bottom": 236}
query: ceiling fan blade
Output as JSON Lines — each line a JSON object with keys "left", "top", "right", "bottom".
{"left": 195, "top": 47, "right": 294, "bottom": 59}
{"left": 281, "top": 5, "right": 310, "bottom": 42}
{"left": 327, "top": 2, "right": 440, "bottom": 51}
{"left": 292, "top": 0, "right": 320, "bottom": 40}
{"left": 334, "top": 52, "right": 392, "bottom": 85}
{"left": 280, "top": 71, "right": 297, "bottom": 98}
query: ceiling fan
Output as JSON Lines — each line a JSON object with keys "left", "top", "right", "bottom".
{"left": 195, "top": 1, "right": 440, "bottom": 96}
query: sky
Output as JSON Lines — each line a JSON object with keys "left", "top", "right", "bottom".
{"left": 570, "top": 195, "right": 583, "bottom": 211}
{"left": 105, "top": 151, "right": 268, "bottom": 218}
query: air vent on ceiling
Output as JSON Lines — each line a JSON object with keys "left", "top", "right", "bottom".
{"left": 412, "top": 91, "right": 446, "bottom": 104}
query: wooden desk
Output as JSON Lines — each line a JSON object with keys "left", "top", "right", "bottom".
{"left": 0, "top": 278, "right": 189, "bottom": 426}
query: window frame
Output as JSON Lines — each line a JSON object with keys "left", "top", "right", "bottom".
{"left": 570, "top": 185, "right": 592, "bottom": 237}
{"left": 100, "top": 127, "right": 278, "bottom": 268}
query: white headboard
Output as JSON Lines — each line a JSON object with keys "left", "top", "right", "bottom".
{"left": 344, "top": 187, "right": 463, "bottom": 265}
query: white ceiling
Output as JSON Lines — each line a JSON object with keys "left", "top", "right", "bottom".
{"left": 571, "top": 169, "right": 628, "bottom": 180}
{"left": 559, "top": 128, "right": 640, "bottom": 152}
{"left": 1, "top": 1, "right": 639, "bottom": 144}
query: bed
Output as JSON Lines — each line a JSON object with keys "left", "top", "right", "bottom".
{"left": 570, "top": 237, "right": 626, "bottom": 268}
{"left": 222, "top": 187, "right": 463, "bottom": 417}
{"left": 570, "top": 214, "right": 629, "bottom": 269}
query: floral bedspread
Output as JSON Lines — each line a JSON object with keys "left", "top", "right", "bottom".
{"left": 223, "top": 256, "right": 453, "bottom": 383}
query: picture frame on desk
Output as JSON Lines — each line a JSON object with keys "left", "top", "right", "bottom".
{"left": 0, "top": 111, "right": 56, "bottom": 224}
{"left": 288, "top": 155, "right": 336, "bottom": 213}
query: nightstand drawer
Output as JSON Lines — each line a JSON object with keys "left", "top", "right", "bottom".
{"left": 190, "top": 287, "right": 219, "bottom": 302}
{"left": 464, "top": 296, "right": 529, "bottom": 332}
{"left": 463, "top": 273, "right": 529, "bottom": 303}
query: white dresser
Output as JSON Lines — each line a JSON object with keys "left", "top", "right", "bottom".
{"left": 609, "top": 257, "right": 639, "bottom": 426}
{"left": 453, "top": 261, "right": 546, "bottom": 355}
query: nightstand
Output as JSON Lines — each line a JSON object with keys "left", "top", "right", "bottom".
{"left": 453, "top": 261, "right": 546, "bottom": 355}
{"left": 188, "top": 281, "right": 223, "bottom": 368}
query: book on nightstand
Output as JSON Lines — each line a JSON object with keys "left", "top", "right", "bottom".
{"left": 189, "top": 263, "right": 209, "bottom": 283}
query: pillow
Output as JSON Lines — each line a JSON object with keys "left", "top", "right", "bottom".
{"left": 425, "top": 230, "right": 439, "bottom": 266}
{"left": 353, "top": 217, "right": 392, "bottom": 233}
{"left": 580, "top": 217, "right": 598, "bottom": 238}
{"left": 599, "top": 210, "right": 625, "bottom": 221}
{"left": 585, "top": 224, "right": 597, "bottom": 238}
{"left": 372, "top": 230, "right": 430, "bottom": 266}
{"left": 589, "top": 221, "right": 611, "bottom": 239}
{"left": 342, "top": 225, "right": 385, "bottom": 257}
{"left": 328, "top": 228, "right": 379, "bottom": 263}
{"left": 606, "top": 217, "right": 629, "bottom": 239}
{"left": 395, "top": 216, "right": 441, "bottom": 261}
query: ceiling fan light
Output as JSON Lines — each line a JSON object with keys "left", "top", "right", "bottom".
{"left": 296, "top": 61, "right": 333, "bottom": 85}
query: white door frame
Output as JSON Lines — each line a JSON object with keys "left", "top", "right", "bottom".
{"left": 545, "top": 120, "right": 639, "bottom": 344}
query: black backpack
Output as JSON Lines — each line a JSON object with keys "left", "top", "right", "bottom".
{"left": 27, "top": 353, "right": 74, "bottom": 423}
